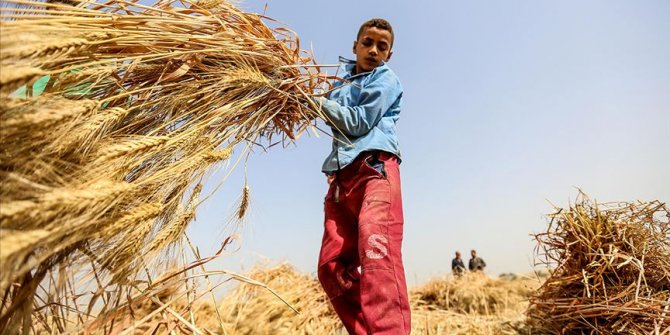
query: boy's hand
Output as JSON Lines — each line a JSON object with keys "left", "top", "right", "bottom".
{"left": 309, "top": 96, "right": 326, "bottom": 109}
{"left": 307, "top": 96, "right": 341, "bottom": 129}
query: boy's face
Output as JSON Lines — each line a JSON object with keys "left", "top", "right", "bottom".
{"left": 352, "top": 26, "right": 393, "bottom": 74}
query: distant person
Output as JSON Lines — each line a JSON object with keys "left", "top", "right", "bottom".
{"left": 468, "top": 249, "right": 487, "bottom": 272}
{"left": 451, "top": 251, "right": 466, "bottom": 277}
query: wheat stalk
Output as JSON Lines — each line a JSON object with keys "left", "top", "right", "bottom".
{"left": 0, "top": 0, "right": 333, "bottom": 331}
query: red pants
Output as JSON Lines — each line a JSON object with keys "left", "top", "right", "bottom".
{"left": 318, "top": 151, "right": 411, "bottom": 335}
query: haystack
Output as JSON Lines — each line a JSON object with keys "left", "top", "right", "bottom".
{"left": 0, "top": 0, "right": 328, "bottom": 332}
{"left": 411, "top": 272, "right": 542, "bottom": 335}
{"left": 528, "top": 195, "right": 670, "bottom": 334}
{"left": 411, "top": 272, "right": 539, "bottom": 315}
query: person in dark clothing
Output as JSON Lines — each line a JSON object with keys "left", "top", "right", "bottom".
{"left": 468, "top": 249, "right": 487, "bottom": 272}
{"left": 451, "top": 251, "right": 466, "bottom": 277}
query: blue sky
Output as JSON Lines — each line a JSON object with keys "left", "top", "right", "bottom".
{"left": 187, "top": 0, "right": 670, "bottom": 285}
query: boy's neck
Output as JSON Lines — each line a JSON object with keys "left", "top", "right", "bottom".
{"left": 351, "top": 63, "right": 381, "bottom": 76}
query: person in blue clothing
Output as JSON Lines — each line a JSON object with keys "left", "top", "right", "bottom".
{"left": 314, "top": 18, "right": 410, "bottom": 335}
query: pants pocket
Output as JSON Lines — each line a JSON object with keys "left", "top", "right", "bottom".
{"left": 364, "top": 154, "right": 386, "bottom": 178}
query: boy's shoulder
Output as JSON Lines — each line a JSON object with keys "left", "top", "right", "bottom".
{"left": 372, "top": 63, "right": 400, "bottom": 82}
{"left": 368, "top": 63, "right": 402, "bottom": 91}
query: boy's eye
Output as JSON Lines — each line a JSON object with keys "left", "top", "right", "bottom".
{"left": 362, "top": 40, "right": 373, "bottom": 47}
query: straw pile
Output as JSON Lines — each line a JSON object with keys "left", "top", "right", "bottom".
{"left": 528, "top": 195, "right": 670, "bottom": 334}
{"left": 218, "top": 263, "right": 342, "bottom": 335}
{"left": 0, "top": 0, "right": 328, "bottom": 332}
{"left": 412, "top": 272, "right": 539, "bottom": 315}
{"left": 215, "top": 263, "right": 544, "bottom": 335}
{"left": 411, "top": 272, "right": 542, "bottom": 334}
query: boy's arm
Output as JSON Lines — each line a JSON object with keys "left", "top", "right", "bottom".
{"left": 318, "top": 71, "right": 400, "bottom": 137}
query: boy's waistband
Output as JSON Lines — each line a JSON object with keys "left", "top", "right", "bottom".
{"left": 367, "top": 150, "right": 399, "bottom": 163}
{"left": 328, "top": 150, "right": 398, "bottom": 177}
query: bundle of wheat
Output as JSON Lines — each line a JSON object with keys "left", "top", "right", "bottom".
{"left": 0, "top": 0, "right": 329, "bottom": 332}
{"left": 528, "top": 195, "right": 670, "bottom": 334}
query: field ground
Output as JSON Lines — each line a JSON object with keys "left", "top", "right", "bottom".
{"left": 143, "top": 264, "right": 548, "bottom": 335}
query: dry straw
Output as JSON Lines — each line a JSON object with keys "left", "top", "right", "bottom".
{"left": 410, "top": 271, "right": 542, "bottom": 335}
{"left": 528, "top": 194, "right": 670, "bottom": 334}
{"left": 0, "top": 0, "right": 331, "bottom": 332}
{"left": 214, "top": 264, "right": 543, "bottom": 335}
{"left": 218, "top": 263, "right": 342, "bottom": 335}
{"left": 411, "top": 271, "right": 540, "bottom": 316}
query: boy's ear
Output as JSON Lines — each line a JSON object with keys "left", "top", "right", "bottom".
{"left": 386, "top": 50, "right": 393, "bottom": 62}
{"left": 352, "top": 40, "right": 357, "bottom": 54}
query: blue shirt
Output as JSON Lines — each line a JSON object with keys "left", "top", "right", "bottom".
{"left": 320, "top": 57, "right": 403, "bottom": 173}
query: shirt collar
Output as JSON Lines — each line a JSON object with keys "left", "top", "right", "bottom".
{"left": 338, "top": 56, "right": 387, "bottom": 79}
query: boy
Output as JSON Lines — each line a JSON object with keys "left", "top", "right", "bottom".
{"left": 314, "top": 18, "right": 410, "bottom": 335}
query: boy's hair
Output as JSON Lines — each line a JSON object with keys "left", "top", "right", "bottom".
{"left": 357, "top": 18, "right": 394, "bottom": 47}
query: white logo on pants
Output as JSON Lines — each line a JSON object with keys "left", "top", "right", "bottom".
{"left": 365, "top": 234, "right": 388, "bottom": 259}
